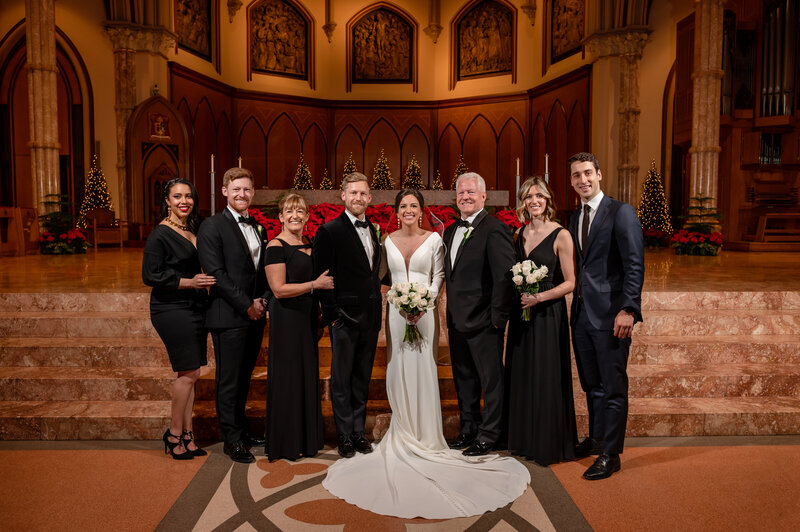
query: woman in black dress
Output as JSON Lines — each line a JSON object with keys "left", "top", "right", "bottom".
{"left": 142, "top": 178, "right": 215, "bottom": 460}
{"left": 264, "top": 193, "right": 333, "bottom": 461}
{"left": 504, "top": 176, "right": 578, "bottom": 466}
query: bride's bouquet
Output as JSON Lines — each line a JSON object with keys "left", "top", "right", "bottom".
{"left": 510, "top": 260, "right": 549, "bottom": 322}
{"left": 387, "top": 282, "right": 434, "bottom": 344}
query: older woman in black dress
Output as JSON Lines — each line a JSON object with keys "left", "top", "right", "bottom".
{"left": 264, "top": 193, "right": 333, "bottom": 461}
{"left": 142, "top": 178, "right": 215, "bottom": 460}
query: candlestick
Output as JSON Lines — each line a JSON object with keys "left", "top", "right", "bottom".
{"left": 210, "top": 153, "right": 214, "bottom": 173}
{"left": 210, "top": 170, "right": 216, "bottom": 216}
{"left": 516, "top": 175, "right": 520, "bottom": 207}
{"left": 238, "top": 156, "right": 242, "bottom": 168}
{"left": 545, "top": 153, "right": 549, "bottom": 174}
{"left": 516, "top": 157, "right": 520, "bottom": 176}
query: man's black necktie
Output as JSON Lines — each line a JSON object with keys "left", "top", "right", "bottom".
{"left": 454, "top": 219, "right": 471, "bottom": 228}
{"left": 354, "top": 219, "right": 370, "bottom": 229}
{"left": 581, "top": 204, "right": 591, "bottom": 255}
{"left": 238, "top": 216, "right": 259, "bottom": 227}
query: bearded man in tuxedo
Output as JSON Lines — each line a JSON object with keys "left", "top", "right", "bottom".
{"left": 443, "top": 172, "right": 516, "bottom": 456}
{"left": 312, "top": 172, "right": 382, "bottom": 458}
{"left": 197, "top": 167, "right": 268, "bottom": 464}
{"left": 567, "top": 152, "right": 644, "bottom": 480}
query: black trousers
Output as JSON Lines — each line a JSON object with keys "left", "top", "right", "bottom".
{"left": 329, "top": 321, "right": 379, "bottom": 437}
{"left": 210, "top": 322, "right": 264, "bottom": 444}
{"left": 571, "top": 301, "right": 630, "bottom": 455}
{"left": 448, "top": 326, "right": 505, "bottom": 444}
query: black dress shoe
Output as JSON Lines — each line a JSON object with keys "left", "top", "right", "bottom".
{"left": 447, "top": 433, "right": 476, "bottom": 450}
{"left": 224, "top": 441, "right": 255, "bottom": 464}
{"left": 242, "top": 433, "right": 265, "bottom": 447}
{"left": 583, "top": 453, "right": 621, "bottom": 480}
{"left": 463, "top": 440, "right": 494, "bottom": 456}
{"left": 574, "top": 437, "right": 602, "bottom": 459}
{"left": 337, "top": 435, "right": 355, "bottom": 458}
{"left": 351, "top": 432, "right": 373, "bottom": 454}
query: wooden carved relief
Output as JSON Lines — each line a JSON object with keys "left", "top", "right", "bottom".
{"left": 175, "top": 0, "right": 212, "bottom": 60}
{"left": 352, "top": 8, "right": 412, "bottom": 83}
{"left": 457, "top": 1, "right": 513, "bottom": 79}
{"left": 549, "top": 0, "right": 584, "bottom": 64}
{"left": 250, "top": 0, "right": 308, "bottom": 79}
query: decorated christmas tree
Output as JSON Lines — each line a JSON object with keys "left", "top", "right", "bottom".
{"left": 430, "top": 170, "right": 444, "bottom": 190}
{"left": 637, "top": 160, "right": 673, "bottom": 234}
{"left": 451, "top": 155, "right": 468, "bottom": 189}
{"left": 318, "top": 168, "right": 334, "bottom": 190}
{"left": 371, "top": 149, "right": 394, "bottom": 190}
{"left": 402, "top": 155, "right": 425, "bottom": 189}
{"left": 292, "top": 153, "right": 313, "bottom": 190}
{"left": 342, "top": 152, "right": 357, "bottom": 179}
{"left": 77, "top": 155, "right": 113, "bottom": 229}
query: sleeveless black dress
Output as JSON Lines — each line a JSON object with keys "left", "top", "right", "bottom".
{"left": 504, "top": 227, "right": 578, "bottom": 465}
{"left": 142, "top": 224, "right": 208, "bottom": 372}
{"left": 264, "top": 238, "right": 324, "bottom": 461}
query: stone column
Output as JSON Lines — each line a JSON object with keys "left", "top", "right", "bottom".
{"left": 103, "top": 23, "right": 175, "bottom": 220}
{"left": 25, "top": 0, "right": 60, "bottom": 213}
{"left": 689, "top": 0, "right": 724, "bottom": 204}
{"left": 585, "top": 29, "right": 650, "bottom": 206}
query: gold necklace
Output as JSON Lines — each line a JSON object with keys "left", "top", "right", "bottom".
{"left": 164, "top": 217, "right": 188, "bottom": 231}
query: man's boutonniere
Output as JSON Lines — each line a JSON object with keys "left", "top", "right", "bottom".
{"left": 372, "top": 223, "right": 381, "bottom": 241}
{"left": 463, "top": 226, "right": 475, "bottom": 242}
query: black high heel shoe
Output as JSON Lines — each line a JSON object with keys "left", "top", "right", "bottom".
{"left": 163, "top": 429, "right": 193, "bottom": 460}
{"left": 182, "top": 430, "right": 207, "bottom": 457}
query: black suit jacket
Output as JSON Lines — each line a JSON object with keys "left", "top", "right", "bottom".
{"left": 197, "top": 209, "right": 268, "bottom": 329}
{"left": 443, "top": 210, "right": 515, "bottom": 333}
{"left": 568, "top": 194, "right": 644, "bottom": 330}
{"left": 312, "top": 211, "right": 382, "bottom": 330}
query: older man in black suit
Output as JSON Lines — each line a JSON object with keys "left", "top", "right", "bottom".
{"left": 312, "top": 172, "right": 382, "bottom": 458}
{"left": 567, "top": 152, "right": 644, "bottom": 480}
{"left": 197, "top": 167, "right": 268, "bottom": 464}
{"left": 443, "top": 172, "right": 516, "bottom": 456}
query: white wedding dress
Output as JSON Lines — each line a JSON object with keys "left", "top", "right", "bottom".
{"left": 322, "top": 232, "right": 530, "bottom": 519}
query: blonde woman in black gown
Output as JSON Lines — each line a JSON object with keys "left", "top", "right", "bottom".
{"left": 504, "top": 176, "right": 578, "bottom": 466}
{"left": 143, "top": 178, "right": 215, "bottom": 459}
{"left": 264, "top": 193, "right": 333, "bottom": 461}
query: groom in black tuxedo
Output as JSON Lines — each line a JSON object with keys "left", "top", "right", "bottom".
{"left": 313, "top": 172, "right": 382, "bottom": 458}
{"left": 197, "top": 167, "right": 268, "bottom": 464}
{"left": 444, "top": 172, "right": 516, "bottom": 456}
{"left": 567, "top": 152, "right": 644, "bottom": 480}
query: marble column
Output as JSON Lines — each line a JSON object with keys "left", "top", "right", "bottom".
{"left": 689, "top": 0, "right": 724, "bottom": 205}
{"left": 25, "top": 0, "right": 60, "bottom": 213}
{"left": 103, "top": 23, "right": 175, "bottom": 220}
{"left": 585, "top": 29, "right": 650, "bottom": 206}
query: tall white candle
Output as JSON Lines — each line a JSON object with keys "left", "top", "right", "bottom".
{"left": 210, "top": 154, "right": 214, "bottom": 173}
{"left": 545, "top": 153, "right": 549, "bottom": 174}
{"left": 516, "top": 157, "right": 520, "bottom": 176}
{"left": 238, "top": 156, "right": 242, "bottom": 168}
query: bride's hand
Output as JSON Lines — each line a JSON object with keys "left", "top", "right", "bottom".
{"left": 405, "top": 311, "right": 425, "bottom": 325}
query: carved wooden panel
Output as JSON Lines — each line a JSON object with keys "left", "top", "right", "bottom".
{"left": 239, "top": 118, "right": 267, "bottom": 188}
{"left": 674, "top": 13, "right": 694, "bottom": 146}
{"left": 175, "top": 0, "right": 212, "bottom": 60}
{"left": 266, "top": 114, "right": 302, "bottom": 189}
{"left": 352, "top": 8, "right": 412, "bottom": 82}
{"left": 457, "top": 1, "right": 514, "bottom": 80}
{"left": 549, "top": 0, "right": 584, "bottom": 63}
{"left": 249, "top": 0, "right": 309, "bottom": 80}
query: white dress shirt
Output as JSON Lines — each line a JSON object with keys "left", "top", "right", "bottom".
{"left": 228, "top": 205, "right": 261, "bottom": 267}
{"left": 345, "top": 209, "right": 374, "bottom": 268}
{"left": 450, "top": 209, "right": 483, "bottom": 268}
{"left": 578, "top": 191, "right": 604, "bottom": 250}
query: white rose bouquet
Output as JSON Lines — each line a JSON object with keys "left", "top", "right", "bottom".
{"left": 386, "top": 282, "right": 434, "bottom": 344}
{"left": 510, "top": 259, "right": 549, "bottom": 321}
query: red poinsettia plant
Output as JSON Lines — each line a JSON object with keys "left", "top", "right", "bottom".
{"left": 39, "top": 228, "right": 88, "bottom": 254}
{"left": 670, "top": 229, "right": 724, "bottom": 256}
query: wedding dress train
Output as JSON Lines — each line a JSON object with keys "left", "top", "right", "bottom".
{"left": 322, "top": 232, "right": 530, "bottom": 519}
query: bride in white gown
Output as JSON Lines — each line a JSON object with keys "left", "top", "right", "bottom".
{"left": 322, "top": 190, "right": 530, "bottom": 519}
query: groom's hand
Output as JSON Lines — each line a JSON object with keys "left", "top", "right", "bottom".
{"left": 247, "top": 299, "right": 266, "bottom": 320}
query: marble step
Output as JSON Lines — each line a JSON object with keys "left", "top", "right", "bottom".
{"left": 0, "top": 312, "right": 158, "bottom": 338}
{"left": 634, "top": 309, "right": 800, "bottom": 336}
{"left": 2, "top": 396, "right": 798, "bottom": 440}
{"left": 0, "top": 293, "right": 150, "bottom": 313}
{"left": 628, "top": 335, "right": 800, "bottom": 365}
{"left": 3, "top": 363, "right": 799, "bottom": 402}
{"left": 640, "top": 291, "right": 800, "bottom": 310}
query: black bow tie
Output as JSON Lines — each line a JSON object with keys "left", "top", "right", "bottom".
{"left": 354, "top": 219, "right": 370, "bottom": 229}
{"left": 238, "top": 216, "right": 259, "bottom": 227}
{"left": 455, "top": 219, "right": 471, "bottom": 228}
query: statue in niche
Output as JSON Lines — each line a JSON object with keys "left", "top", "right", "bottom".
{"left": 457, "top": 1, "right": 513, "bottom": 78}
{"left": 551, "top": 0, "right": 584, "bottom": 62}
{"left": 250, "top": 0, "right": 308, "bottom": 78}
{"left": 175, "top": 0, "right": 211, "bottom": 59}
{"left": 352, "top": 9, "right": 412, "bottom": 82}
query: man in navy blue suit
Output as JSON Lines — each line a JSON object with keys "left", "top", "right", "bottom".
{"left": 567, "top": 152, "right": 644, "bottom": 480}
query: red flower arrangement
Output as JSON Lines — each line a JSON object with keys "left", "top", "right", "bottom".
{"left": 670, "top": 229, "right": 724, "bottom": 256}
{"left": 494, "top": 209, "right": 524, "bottom": 231}
{"left": 38, "top": 228, "right": 88, "bottom": 254}
{"left": 643, "top": 228, "right": 670, "bottom": 248}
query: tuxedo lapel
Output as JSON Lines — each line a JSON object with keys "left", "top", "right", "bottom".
{"left": 366, "top": 215, "right": 381, "bottom": 273}
{"left": 585, "top": 196, "right": 611, "bottom": 257}
{"left": 339, "top": 212, "right": 372, "bottom": 272}
{"left": 222, "top": 209, "right": 256, "bottom": 271}
{"left": 452, "top": 210, "right": 488, "bottom": 272}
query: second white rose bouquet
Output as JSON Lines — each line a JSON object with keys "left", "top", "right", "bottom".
{"left": 510, "top": 259, "right": 549, "bottom": 321}
{"left": 386, "top": 282, "right": 434, "bottom": 344}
